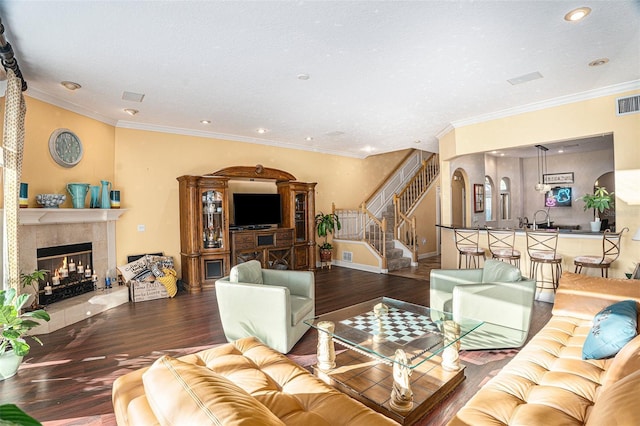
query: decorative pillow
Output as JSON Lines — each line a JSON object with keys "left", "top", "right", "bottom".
{"left": 582, "top": 299, "right": 638, "bottom": 360}
{"left": 481, "top": 259, "right": 522, "bottom": 283}
{"left": 156, "top": 268, "right": 178, "bottom": 297}
{"left": 117, "top": 256, "right": 153, "bottom": 283}
{"left": 142, "top": 355, "right": 284, "bottom": 426}
{"left": 230, "top": 260, "right": 263, "bottom": 284}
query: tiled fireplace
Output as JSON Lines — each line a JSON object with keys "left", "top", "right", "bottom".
{"left": 18, "top": 209, "right": 129, "bottom": 334}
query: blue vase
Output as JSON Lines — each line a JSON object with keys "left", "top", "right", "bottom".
{"left": 67, "top": 183, "right": 90, "bottom": 209}
{"left": 100, "top": 180, "right": 112, "bottom": 209}
{"left": 90, "top": 185, "right": 100, "bottom": 208}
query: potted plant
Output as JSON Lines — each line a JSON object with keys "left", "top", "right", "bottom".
{"left": 579, "top": 186, "right": 614, "bottom": 232}
{"left": 315, "top": 212, "right": 341, "bottom": 263}
{"left": 0, "top": 288, "right": 50, "bottom": 380}
{"left": 20, "top": 269, "right": 48, "bottom": 310}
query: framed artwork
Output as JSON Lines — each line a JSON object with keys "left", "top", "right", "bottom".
{"left": 474, "top": 184, "right": 484, "bottom": 213}
{"left": 543, "top": 172, "right": 574, "bottom": 184}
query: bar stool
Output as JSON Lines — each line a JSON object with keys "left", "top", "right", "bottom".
{"left": 526, "top": 230, "right": 562, "bottom": 293}
{"left": 487, "top": 229, "right": 521, "bottom": 268}
{"left": 574, "top": 228, "right": 628, "bottom": 277}
{"left": 454, "top": 228, "right": 486, "bottom": 269}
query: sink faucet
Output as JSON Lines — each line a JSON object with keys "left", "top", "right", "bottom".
{"left": 533, "top": 209, "right": 551, "bottom": 230}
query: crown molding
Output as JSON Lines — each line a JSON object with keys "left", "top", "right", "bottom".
{"left": 24, "top": 87, "right": 117, "bottom": 126}
{"left": 450, "top": 80, "right": 640, "bottom": 129}
{"left": 115, "top": 121, "right": 366, "bottom": 159}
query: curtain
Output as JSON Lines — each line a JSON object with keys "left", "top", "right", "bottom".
{"left": 2, "top": 69, "right": 27, "bottom": 291}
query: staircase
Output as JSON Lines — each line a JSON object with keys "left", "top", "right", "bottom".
{"left": 334, "top": 150, "right": 439, "bottom": 273}
{"left": 382, "top": 205, "right": 412, "bottom": 271}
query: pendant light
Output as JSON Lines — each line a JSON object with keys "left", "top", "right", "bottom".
{"left": 535, "top": 145, "right": 551, "bottom": 193}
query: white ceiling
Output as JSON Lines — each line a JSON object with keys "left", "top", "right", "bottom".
{"left": 1, "top": 1, "right": 638, "bottom": 158}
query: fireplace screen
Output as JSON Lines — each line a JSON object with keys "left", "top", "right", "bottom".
{"left": 36, "top": 242, "right": 95, "bottom": 305}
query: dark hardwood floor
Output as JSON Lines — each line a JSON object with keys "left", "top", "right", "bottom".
{"left": 1, "top": 260, "right": 552, "bottom": 425}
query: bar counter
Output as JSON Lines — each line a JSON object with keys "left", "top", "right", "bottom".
{"left": 437, "top": 224, "right": 626, "bottom": 303}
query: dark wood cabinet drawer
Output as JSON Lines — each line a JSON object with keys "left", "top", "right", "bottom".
{"left": 232, "top": 233, "right": 255, "bottom": 250}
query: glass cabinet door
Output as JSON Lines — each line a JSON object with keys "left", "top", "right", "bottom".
{"left": 294, "top": 192, "right": 307, "bottom": 241}
{"left": 202, "top": 190, "right": 225, "bottom": 249}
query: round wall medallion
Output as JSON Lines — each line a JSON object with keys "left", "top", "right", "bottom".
{"left": 49, "top": 128, "right": 83, "bottom": 167}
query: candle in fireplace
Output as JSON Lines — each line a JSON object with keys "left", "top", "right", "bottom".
{"left": 52, "top": 273, "right": 60, "bottom": 285}
{"left": 44, "top": 282, "right": 53, "bottom": 295}
{"left": 60, "top": 257, "right": 69, "bottom": 278}
{"left": 77, "top": 260, "right": 84, "bottom": 274}
{"left": 85, "top": 265, "right": 92, "bottom": 278}
{"left": 69, "top": 258, "right": 76, "bottom": 272}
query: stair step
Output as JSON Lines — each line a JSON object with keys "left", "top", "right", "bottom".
{"left": 386, "top": 248, "right": 404, "bottom": 259}
{"left": 387, "top": 256, "right": 412, "bottom": 271}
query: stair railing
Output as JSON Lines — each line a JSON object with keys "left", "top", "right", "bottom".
{"left": 393, "top": 153, "right": 440, "bottom": 262}
{"left": 334, "top": 203, "right": 387, "bottom": 270}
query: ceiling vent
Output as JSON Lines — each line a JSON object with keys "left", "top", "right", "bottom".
{"left": 616, "top": 95, "right": 640, "bottom": 116}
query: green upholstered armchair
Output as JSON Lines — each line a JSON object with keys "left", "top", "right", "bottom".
{"left": 215, "top": 260, "right": 315, "bottom": 354}
{"left": 429, "top": 259, "right": 536, "bottom": 350}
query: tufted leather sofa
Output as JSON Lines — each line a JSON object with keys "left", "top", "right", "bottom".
{"left": 112, "top": 336, "right": 398, "bottom": 425}
{"left": 449, "top": 272, "right": 640, "bottom": 425}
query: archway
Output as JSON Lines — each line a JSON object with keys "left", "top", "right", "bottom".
{"left": 452, "top": 169, "right": 466, "bottom": 226}
{"left": 594, "top": 171, "right": 615, "bottom": 230}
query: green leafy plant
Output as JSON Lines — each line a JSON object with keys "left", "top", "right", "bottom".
{"left": 0, "top": 404, "right": 41, "bottom": 426}
{"left": 0, "top": 288, "right": 50, "bottom": 357}
{"left": 20, "top": 269, "right": 48, "bottom": 310}
{"left": 579, "top": 186, "right": 614, "bottom": 220}
{"left": 315, "top": 212, "right": 341, "bottom": 250}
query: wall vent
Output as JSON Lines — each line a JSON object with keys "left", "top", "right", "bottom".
{"left": 342, "top": 251, "right": 353, "bottom": 262}
{"left": 616, "top": 95, "right": 640, "bottom": 116}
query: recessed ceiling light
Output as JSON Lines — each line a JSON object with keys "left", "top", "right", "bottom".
{"left": 256, "top": 128, "right": 268, "bottom": 134}
{"left": 124, "top": 108, "right": 138, "bottom": 116}
{"left": 414, "top": 140, "right": 422, "bottom": 144}
{"left": 297, "top": 73, "right": 310, "bottom": 80}
{"left": 500, "top": 153, "right": 505, "bottom": 157}
{"left": 564, "top": 7, "right": 591, "bottom": 22}
{"left": 61, "top": 81, "right": 81, "bottom": 91}
{"left": 491, "top": 150, "right": 498, "bottom": 154}
{"left": 200, "top": 120, "right": 211, "bottom": 124}
{"left": 305, "top": 136, "right": 313, "bottom": 141}
{"left": 588, "top": 58, "right": 609, "bottom": 67}
{"left": 558, "top": 148, "right": 564, "bottom": 153}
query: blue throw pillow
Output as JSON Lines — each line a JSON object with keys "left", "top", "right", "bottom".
{"left": 582, "top": 300, "right": 638, "bottom": 360}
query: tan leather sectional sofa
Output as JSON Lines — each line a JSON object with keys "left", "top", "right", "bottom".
{"left": 449, "top": 272, "right": 640, "bottom": 425}
{"left": 112, "top": 336, "right": 398, "bottom": 425}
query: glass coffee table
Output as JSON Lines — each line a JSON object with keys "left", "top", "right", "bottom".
{"left": 305, "top": 297, "right": 483, "bottom": 424}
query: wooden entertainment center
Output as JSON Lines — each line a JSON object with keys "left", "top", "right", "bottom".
{"left": 177, "top": 166, "right": 316, "bottom": 293}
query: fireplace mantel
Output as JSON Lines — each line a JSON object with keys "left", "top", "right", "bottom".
{"left": 17, "top": 208, "right": 127, "bottom": 225}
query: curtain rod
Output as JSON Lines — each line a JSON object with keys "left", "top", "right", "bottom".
{"left": 0, "top": 17, "right": 27, "bottom": 91}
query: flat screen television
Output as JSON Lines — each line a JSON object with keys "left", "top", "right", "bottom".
{"left": 233, "top": 193, "right": 282, "bottom": 227}
{"left": 545, "top": 187, "right": 572, "bottom": 207}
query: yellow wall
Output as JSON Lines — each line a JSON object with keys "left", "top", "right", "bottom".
{"left": 113, "top": 130, "right": 408, "bottom": 270}
{"left": 4, "top": 97, "right": 115, "bottom": 207}
{"left": 439, "top": 89, "right": 640, "bottom": 278}
{"left": 413, "top": 176, "right": 439, "bottom": 255}
{"left": 3, "top": 95, "right": 416, "bottom": 275}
